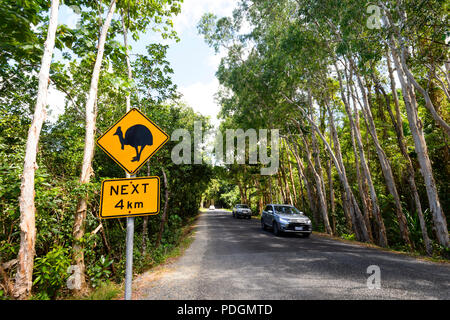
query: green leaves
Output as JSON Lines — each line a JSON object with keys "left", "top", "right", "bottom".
{"left": 32, "top": 246, "right": 71, "bottom": 299}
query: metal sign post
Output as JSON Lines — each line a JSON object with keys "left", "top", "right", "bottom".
{"left": 124, "top": 172, "right": 135, "bottom": 301}
{"left": 95, "top": 107, "right": 169, "bottom": 301}
{"left": 124, "top": 215, "right": 134, "bottom": 300}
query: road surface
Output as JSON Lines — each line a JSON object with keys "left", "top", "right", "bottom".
{"left": 136, "top": 210, "right": 450, "bottom": 300}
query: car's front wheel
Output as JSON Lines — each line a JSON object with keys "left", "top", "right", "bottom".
{"left": 273, "top": 222, "right": 281, "bottom": 236}
{"left": 261, "top": 219, "right": 267, "bottom": 230}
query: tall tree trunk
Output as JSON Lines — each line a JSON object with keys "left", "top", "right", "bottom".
{"left": 388, "top": 45, "right": 449, "bottom": 248}
{"left": 267, "top": 176, "right": 273, "bottom": 204}
{"left": 339, "top": 66, "right": 373, "bottom": 241}
{"left": 382, "top": 8, "right": 449, "bottom": 248}
{"left": 299, "top": 129, "right": 332, "bottom": 235}
{"left": 277, "top": 172, "right": 287, "bottom": 203}
{"left": 279, "top": 159, "right": 293, "bottom": 205}
{"left": 121, "top": 11, "right": 133, "bottom": 111}
{"left": 72, "top": 0, "right": 116, "bottom": 295}
{"left": 349, "top": 59, "right": 412, "bottom": 249}
{"left": 156, "top": 168, "right": 170, "bottom": 248}
{"left": 14, "top": 0, "right": 60, "bottom": 300}
{"left": 325, "top": 107, "right": 369, "bottom": 241}
{"left": 142, "top": 162, "right": 151, "bottom": 255}
{"left": 310, "top": 113, "right": 327, "bottom": 211}
{"left": 286, "top": 151, "right": 298, "bottom": 207}
{"left": 337, "top": 62, "right": 387, "bottom": 246}
{"left": 326, "top": 152, "right": 336, "bottom": 235}
{"left": 256, "top": 178, "right": 264, "bottom": 215}
{"left": 286, "top": 136, "right": 317, "bottom": 218}
{"left": 376, "top": 58, "right": 432, "bottom": 254}
{"left": 237, "top": 180, "right": 245, "bottom": 204}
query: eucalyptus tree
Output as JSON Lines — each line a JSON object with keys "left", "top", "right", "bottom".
{"left": 379, "top": 0, "right": 449, "bottom": 249}
{"left": 200, "top": 0, "right": 448, "bottom": 251}
{"left": 13, "top": 0, "right": 60, "bottom": 300}
{"left": 73, "top": 0, "right": 116, "bottom": 294}
{"left": 73, "top": 0, "right": 182, "bottom": 293}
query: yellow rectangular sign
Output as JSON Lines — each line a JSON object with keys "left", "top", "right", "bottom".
{"left": 99, "top": 177, "right": 160, "bottom": 219}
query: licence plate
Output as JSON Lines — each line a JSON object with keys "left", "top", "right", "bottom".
{"left": 295, "top": 226, "right": 304, "bottom": 231}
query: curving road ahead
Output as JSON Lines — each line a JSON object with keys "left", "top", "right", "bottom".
{"left": 136, "top": 210, "right": 450, "bottom": 300}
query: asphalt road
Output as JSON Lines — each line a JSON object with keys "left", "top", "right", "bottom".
{"left": 137, "top": 210, "right": 450, "bottom": 300}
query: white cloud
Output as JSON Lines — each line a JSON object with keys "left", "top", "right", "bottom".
{"left": 173, "top": 1, "right": 239, "bottom": 127}
{"left": 173, "top": 0, "right": 235, "bottom": 36}
{"left": 179, "top": 79, "right": 221, "bottom": 126}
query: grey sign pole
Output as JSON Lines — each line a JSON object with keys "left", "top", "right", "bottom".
{"left": 124, "top": 216, "right": 135, "bottom": 300}
{"left": 124, "top": 173, "right": 136, "bottom": 300}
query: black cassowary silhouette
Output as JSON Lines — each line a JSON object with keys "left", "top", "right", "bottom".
{"left": 114, "top": 125, "right": 153, "bottom": 162}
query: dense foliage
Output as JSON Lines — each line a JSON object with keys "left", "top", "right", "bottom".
{"left": 0, "top": 0, "right": 449, "bottom": 300}
{"left": 0, "top": 0, "right": 212, "bottom": 299}
{"left": 198, "top": 0, "right": 449, "bottom": 256}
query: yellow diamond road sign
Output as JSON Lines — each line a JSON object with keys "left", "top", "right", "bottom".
{"left": 96, "top": 108, "right": 169, "bottom": 175}
{"left": 99, "top": 177, "right": 160, "bottom": 219}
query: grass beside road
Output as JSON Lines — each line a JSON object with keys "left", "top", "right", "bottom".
{"left": 72, "top": 214, "right": 200, "bottom": 300}
{"left": 312, "top": 231, "right": 449, "bottom": 264}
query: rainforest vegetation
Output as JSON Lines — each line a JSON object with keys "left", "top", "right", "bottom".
{"left": 0, "top": 0, "right": 212, "bottom": 300}
{"left": 0, "top": 0, "right": 449, "bottom": 300}
{"left": 198, "top": 0, "right": 449, "bottom": 257}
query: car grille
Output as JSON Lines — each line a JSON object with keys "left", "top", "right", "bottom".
{"left": 286, "top": 223, "right": 311, "bottom": 231}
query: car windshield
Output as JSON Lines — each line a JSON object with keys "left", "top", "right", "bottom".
{"left": 236, "top": 205, "right": 249, "bottom": 208}
{"left": 274, "top": 206, "right": 302, "bottom": 215}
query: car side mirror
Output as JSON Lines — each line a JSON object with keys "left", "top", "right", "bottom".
{"left": 268, "top": 210, "right": 273, "bottom": 214}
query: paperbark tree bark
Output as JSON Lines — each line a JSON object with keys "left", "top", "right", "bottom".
{"left": 390, "top": 45, "right": 449, "bottom": 249}
{"left": 375, "top": 58, "right": 432, "bottom": 254}
{"left": 299, "top": 130, "right": 332, "bottom": 235}
{"left": 286, "top": 151, "right": 298, "bottom": 207}
{"left": 349, "top": 59, "right": 412, "bottom": 250}
{"left": 14, "top": 0, "right": 60, "bottom": 300}
{"left": 325, "top": 106, "right": 369, "bottom": 242}
{"left": 72, "top": 0, "right": 116, "bottom": 295}
{"left": 285, "top": 96, "right": 369, "bottom": 241}
{"left": 336, "top": 62, "right": 387, "bottom": 246}
{"left": 382, "top": 6, "right": 449, "bottom": 248}
{"left": 326, "top": 149, "right": 337, "bottom": 235}
{"left": 156, "top": 168, "right": 170, "bottom": 248}
{"left": 285, "top": 136, "right": 316, "bottom": 218}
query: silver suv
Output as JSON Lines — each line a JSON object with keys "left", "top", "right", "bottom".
{"left": 232, "top": 204, "right": 252, "bottom": 219}
{"left": 261, "top": 204, "right": 312, "bottom": 237}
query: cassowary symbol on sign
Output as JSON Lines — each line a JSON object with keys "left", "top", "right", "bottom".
{"left": 114, "top": 125, "right": 153, "bottom": 162}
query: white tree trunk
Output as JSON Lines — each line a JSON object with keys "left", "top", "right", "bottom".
{"left": 285, "top": 95, "right": 370, "bottom": 242}
{"left": 14, "top": 0, "right": 60, "bottom": 300}
{"left": 286, "top": 137, "right": 317, "bottom": 218}
{"left": 381, "top": 7, "right": 449, "bottom": 248}
{"left": 379, "top": 56, "right": 432, "bottom": 254}
{"left": 338, "top": 63, "right": 387, "bottom": 247}
{"left": 121, "top": 12, "right": 133, "bottom": 112}
{"left": 350, "top": 60, "right": 413, "bottom": 249}
{"left": 73, "top": 0, "right": 116, "bottom": 294}
{"left": 299, "top": 130, "right": 332, "bottom": 234}
{"left": 389, "top": 46, "right": 449, "bottom": 248}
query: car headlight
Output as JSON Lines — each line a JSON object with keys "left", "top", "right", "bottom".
{"left": 306, "top": 219, "right": 312, "bottom": 224}
{"left": 279, "top": 218, "right": 290, "bottom": 224}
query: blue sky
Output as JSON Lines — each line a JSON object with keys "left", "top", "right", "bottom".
{"left": 49, "top": 1, "right": 237, "bottom": 125}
